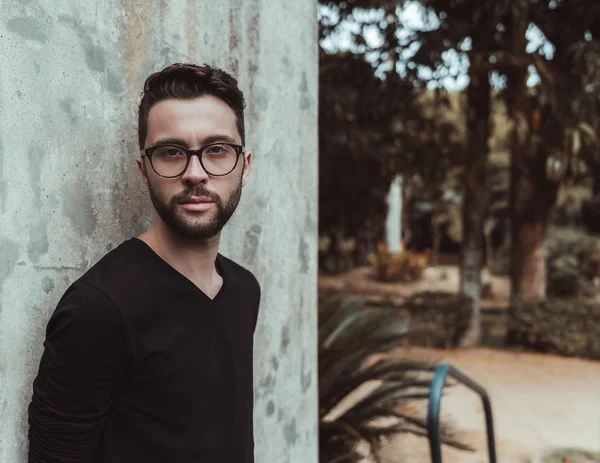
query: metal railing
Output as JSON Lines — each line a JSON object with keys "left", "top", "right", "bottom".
{"left": 427, "top": 363, "right": 497, "bottom": 463}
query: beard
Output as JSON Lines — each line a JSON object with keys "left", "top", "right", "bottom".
{"left": 147, "top": 178, "right": 242, "bottom": 240}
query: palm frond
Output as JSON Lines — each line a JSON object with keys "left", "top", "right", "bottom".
{"left": 319, "top": 292, "right": 472, "bottom": 462}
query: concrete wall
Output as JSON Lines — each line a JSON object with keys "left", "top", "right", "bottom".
{"left": 0, "top": 1, "right": 318, "bottom": 461}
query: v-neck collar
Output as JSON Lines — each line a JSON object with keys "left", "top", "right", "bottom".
{"left": 131, "top": 237, "right": 228, "bottom": 303}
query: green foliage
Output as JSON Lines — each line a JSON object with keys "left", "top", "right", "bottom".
{"left": 320, "top": 0, "right": 600, "bottom": 308}
{"left": 489, "top": 227, "right": 600, "bottom": 295}
{"left": 318, "top": 292, "right": 470, "bottom": 462}
{"left": 546, "top": 228, "right": 600, "bottom": 298}
{"left": 319, "top": 51, "right": 464, "bottom": 253}
{"left": 508, "top": 297, "right": 600, "bottom": 360}
{"left": 401, "top": 291, "right": 473, "bottom": 348}
{"left": 318, "top": 52, "right": 397, "bottom": 239}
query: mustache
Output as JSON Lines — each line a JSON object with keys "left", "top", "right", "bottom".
{"left": 174, "top": 188, "right": 220, "bottom": 203}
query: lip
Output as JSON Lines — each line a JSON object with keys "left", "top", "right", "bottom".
{"left": 180, "top": 196, "right": 214, "bottom": 212}
{"left": 181, "top": 202, "right": 214, "bottom": 212}
{"left": 181, "top": 196, "right": 213, "bottom": 203}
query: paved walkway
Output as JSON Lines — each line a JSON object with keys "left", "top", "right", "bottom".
{"left": 381, "top": 347, "right": 600, "bottom": 463}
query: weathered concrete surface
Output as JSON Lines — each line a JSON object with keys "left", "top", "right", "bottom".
{"left": 0, "top": 1, "right": 318, "bottom": 462}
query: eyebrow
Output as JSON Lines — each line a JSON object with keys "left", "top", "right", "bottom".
{"left": 151, "top": 134, "right": 240, "bottom": 147}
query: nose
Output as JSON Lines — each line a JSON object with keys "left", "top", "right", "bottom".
{"left": 181, "top": 154, "right": 209, "bottom": 184}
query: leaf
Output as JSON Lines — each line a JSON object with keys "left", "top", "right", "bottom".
{"left": 578, "top": 122, "right": 597, "bottom": 143}
{"left": 323, "top": 312, "right": 367, "bottom": 349}
{"left": 319, "top": 293, "right": 472, "bottom": 462}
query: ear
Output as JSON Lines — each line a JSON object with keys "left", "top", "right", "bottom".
{"left": 136, "top": 157, "right": 149, "bottom": 184}
{"left": 241, "top": 152, "right": 252, "bottom": 187}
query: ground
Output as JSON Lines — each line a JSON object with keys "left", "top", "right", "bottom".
{"left": 382, "top": 347, "right": 600, "bottom": 463}
{"left": 320, "top": 265, "right": 600, "bottom": 463}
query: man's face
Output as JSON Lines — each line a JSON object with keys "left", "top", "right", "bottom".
{"left": 137, "top": 95, "right": 252, "bottom": 240}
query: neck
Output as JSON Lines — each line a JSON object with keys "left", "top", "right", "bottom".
{"left": 139, "top": 217, "right": 222, "bottom": 285}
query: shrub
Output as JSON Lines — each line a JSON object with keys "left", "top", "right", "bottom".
{"left": 318, "top": 292, "right": 471, "bottom": 462}
{"left": 489, "top": 228, "right": 600, "bottom": 297}
{"left": 401, "top": 291, "right": 473, "bottom": 348}
{"left": 546, "top": 228, "right": 600, "bottom": 298}
{"left": 508, "top": 297, "right": 600, "bottom": 360}
{"left": 369, "top": 250, "right": 427, "bottom": 282}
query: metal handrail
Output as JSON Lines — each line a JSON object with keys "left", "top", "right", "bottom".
{"left": 427, "top": 363, "right": 497, "bottom": 463}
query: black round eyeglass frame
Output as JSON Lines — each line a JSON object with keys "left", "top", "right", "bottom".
{"left": 139, "top": 142, "right": 245, "bottom": 178}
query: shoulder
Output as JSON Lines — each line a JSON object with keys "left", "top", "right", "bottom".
{"left": 218, "top": 254, "right": 261, "bottom": 295}
{"left": 218, "top": 255, "right": 261, "bottom": 313}
{"left": 218, "top": 255, "right": 262, "bottom": 331}
{"left": 48, "top": 280, "right": 127, "bottom": 340}
{"left": 78, "top": 239, "right": 145, "bottom": 287}
{"left": 68, "top": 238, "right": 157, "bottom": 311}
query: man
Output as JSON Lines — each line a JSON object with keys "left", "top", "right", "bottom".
{"left": 28, "top": 63, "right": 261, "bottom": 463}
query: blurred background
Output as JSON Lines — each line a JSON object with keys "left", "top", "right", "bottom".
{"left": 316, "top": 1, "right": 600, "bottom": 462}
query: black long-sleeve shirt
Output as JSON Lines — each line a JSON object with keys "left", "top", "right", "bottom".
{"left": 28, "top": 238, "right": 261, "bottom": 463}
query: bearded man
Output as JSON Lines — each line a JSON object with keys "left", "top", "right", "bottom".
{"left": 28, "top": 63, "right": 261, "bottom": 463}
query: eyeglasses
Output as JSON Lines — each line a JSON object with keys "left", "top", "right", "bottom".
{"left": 140, "top": 142, "right": 244, "bottom": 178}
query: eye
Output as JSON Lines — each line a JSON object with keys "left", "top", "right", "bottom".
{"left": 156, "top": 146, "right": 186, "bottom": 158}
{"left": 205, "top": 144, "right": 230, "bottom": 156}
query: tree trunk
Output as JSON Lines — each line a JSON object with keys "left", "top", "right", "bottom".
{"left": 504, "top": 6, "right": 559, "bottom": 342}
{"left": 509, "top": 136, "right": 558, "bottom": 296}
{"left": 459, "top": 49, "right": 491, "bottom": 347}
{"left": 401, "top": 180, "right": 413, "bottom": 249}
{"left": 505, "top": 8, "right": 558, "bottom": 301}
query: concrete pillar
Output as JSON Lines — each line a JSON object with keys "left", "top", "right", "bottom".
{"left": 386, "top": 174, "right": 403, "bottom": 254}
{"left": 0, "top": 1, "right": 318, "bottom": 461}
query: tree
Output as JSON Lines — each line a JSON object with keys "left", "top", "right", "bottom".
{"left": 458, "top": 18, "right": 493, "bottom": 346}
{"left": 318, "top": 48, "right": 463, "bottom": 272}
{"left": 418, "top": 0, "right": 516, "bottom": 345}
{"left": 319, "top": 0, "right": 493, "bottom": 344}
{"left": 319, "top": 0, "right": 600, "bottom": 344}
{"left": 502, "top": 1, "right": 600, "bottom": 301}
{"left": 318, "top": 52, "right": 411, "bottom": 272}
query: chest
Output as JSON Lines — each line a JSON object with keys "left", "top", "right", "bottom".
{"left": 118, "top": 295, "right": 255, "bottom": 411}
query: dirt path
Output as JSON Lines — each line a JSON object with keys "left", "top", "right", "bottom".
{"left": 381, "top": 348, "right": 600, "bottom": 463}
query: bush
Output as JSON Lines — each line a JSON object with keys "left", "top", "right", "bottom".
{"left": 489, "top": 228, "right": 600, "bottom": 297}
{"left": 508, "top": 297, "right": 600, "bottom": 360}
{"left": 401, "top": 291, "right": 473, "bottom": 348}
{"left": 546, "top": 228, "right": 600, "bottom": 298}
{"left": 369, "top": 250, "right": 427, "bottom": 282}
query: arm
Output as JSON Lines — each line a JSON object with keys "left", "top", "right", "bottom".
{"left": 28, "top": 281, "right": 131, "bottom": 463}
{"left": 252, "top": 277, "right": 261, "bottom": 333}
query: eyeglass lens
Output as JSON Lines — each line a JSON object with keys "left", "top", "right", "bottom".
{"left": 151, "top": 144, "right": 238, "bottom": 177}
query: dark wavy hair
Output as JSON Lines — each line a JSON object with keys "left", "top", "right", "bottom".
{"left": 137, "top": 63, "right": 246, "bottom": 149}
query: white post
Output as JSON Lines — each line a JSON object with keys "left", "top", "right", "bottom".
{"left": 386, "top": 175, "right": 403, "bottom": 254}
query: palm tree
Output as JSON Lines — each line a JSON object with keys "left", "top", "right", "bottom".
{"left": 318, "top": 292, "right": 471, "bottom": 462}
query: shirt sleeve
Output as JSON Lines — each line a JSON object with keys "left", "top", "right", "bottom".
{"left": 252, "top": 276, "right": 261, "bottom": 333}
{"left": 28, "top": 281, "right": 131, "bottom": 463}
